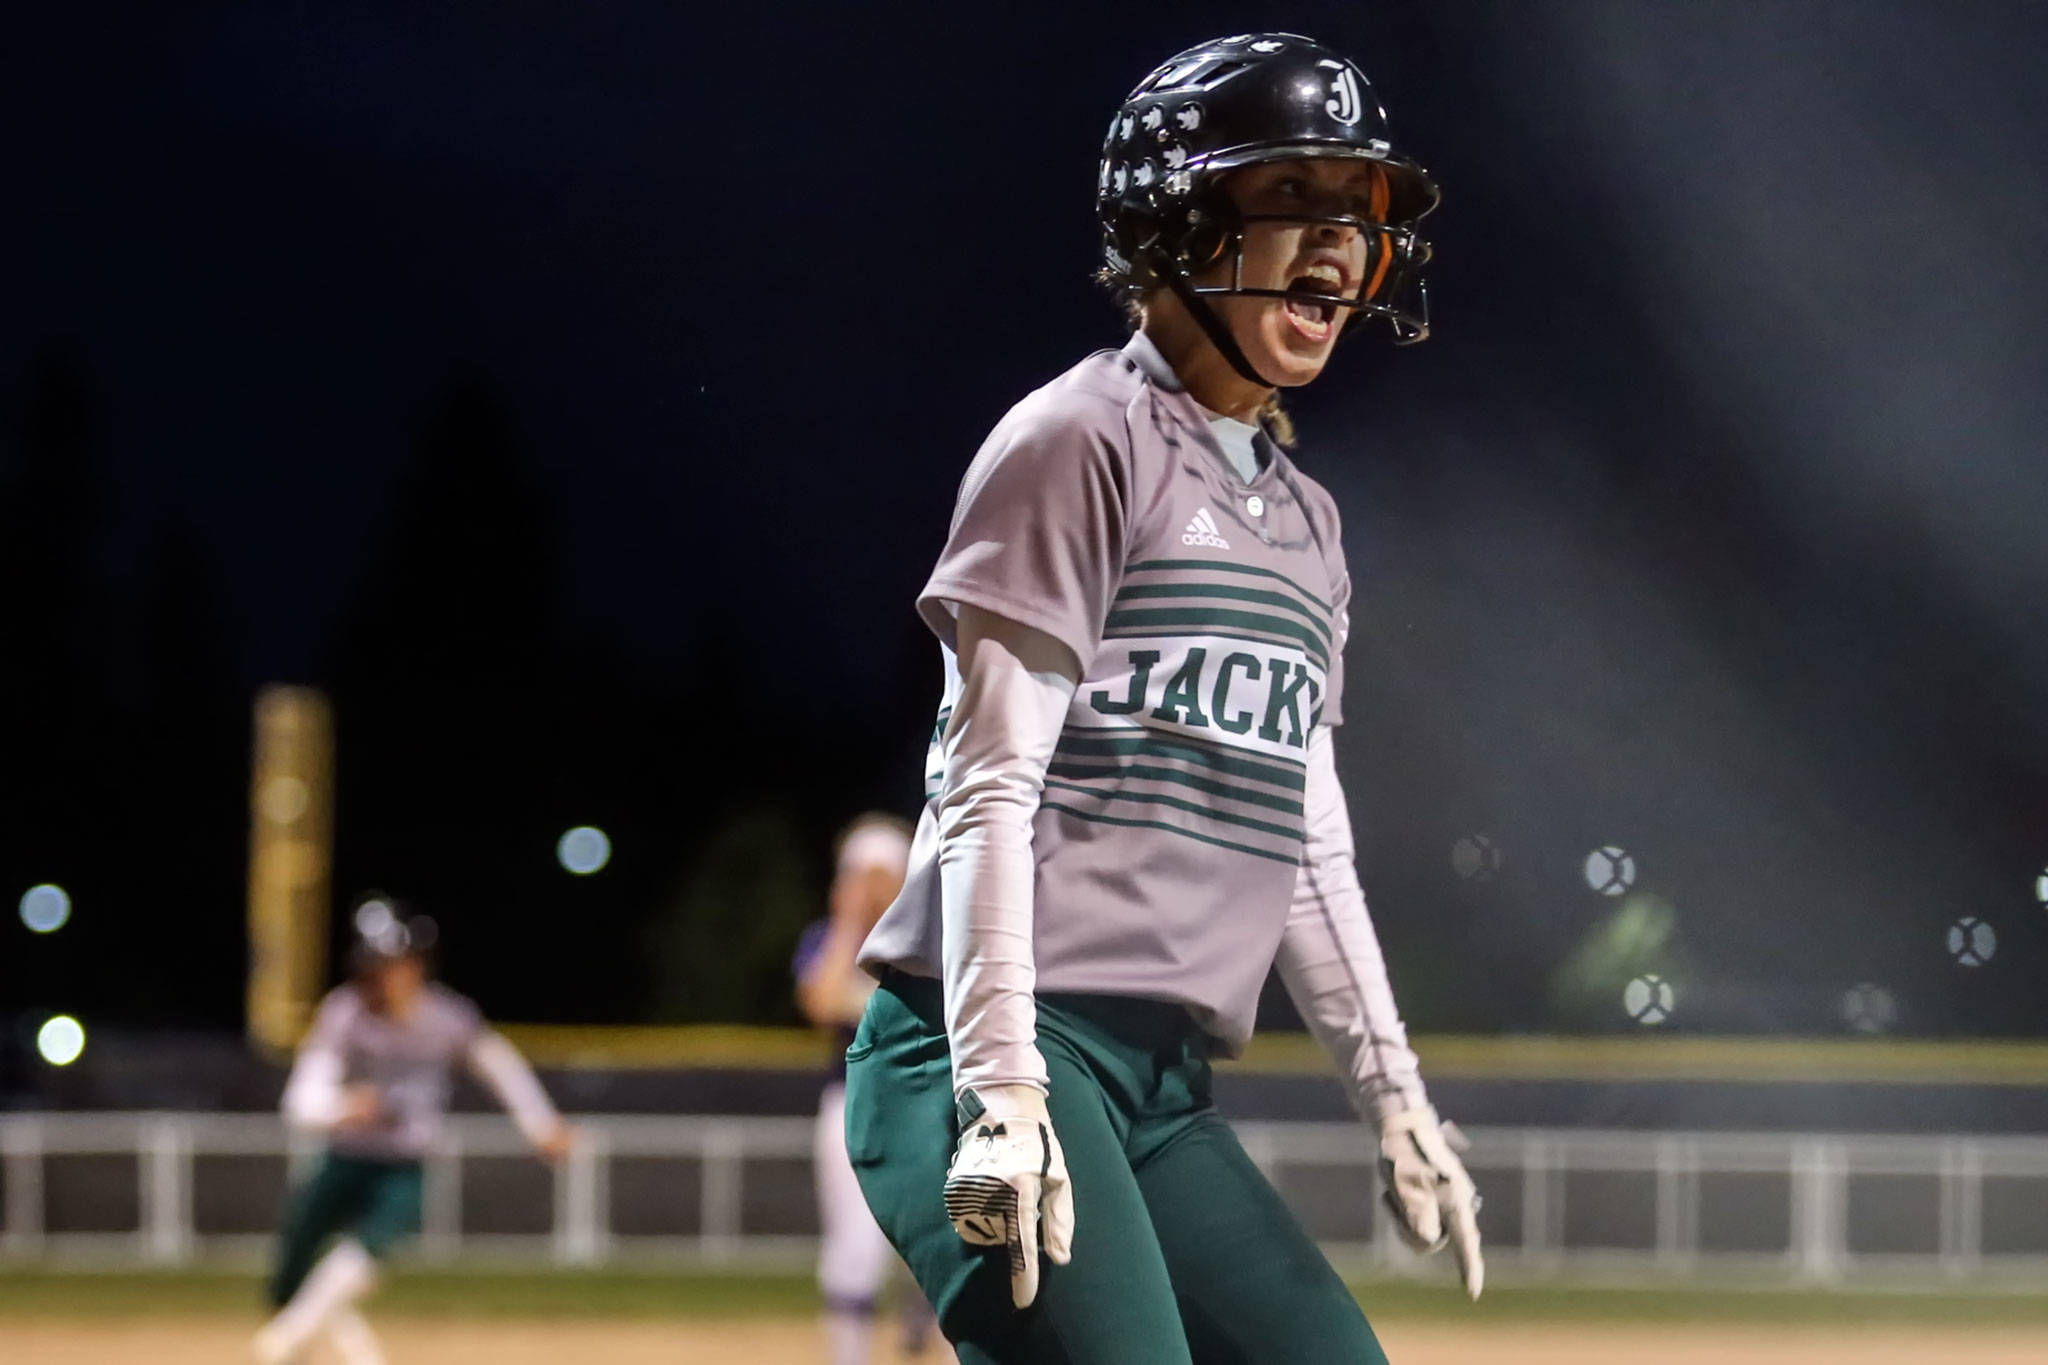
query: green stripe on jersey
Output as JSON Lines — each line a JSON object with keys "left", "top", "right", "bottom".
{"left": 1126, "top": 557, "right": 1333, "bottom": 613}
{"left": 1040, "top": 801, "right": 1301, "bottom": 865}
{"left": 1112, "top": 582, "right": 1332, "bottom": 643}
{"left": 1042, "top": 779, "right": 1302, "bottom": 841}
{"left": 1044, "top": 759, "right": 1305, "bottom": 817}
{"left": 1097, "top": 627, "right": 1329, "bottom": 675}
{"left": 1104, "top": 607, "right": 1329, "bottom": 668}
{"left": 1054, "top": 731, "right": 1305, "bottom": 791}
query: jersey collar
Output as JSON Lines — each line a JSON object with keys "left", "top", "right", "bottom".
{"left": 1121, "top": 330, "right": 1184, "bottom": 393}
{"left": 1119, "top": 332, "right": 1281, "bottom": 489}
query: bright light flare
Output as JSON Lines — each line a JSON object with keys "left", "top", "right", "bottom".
{"left": 38, "top": 1015, "right": 85, "bottom": 1066}
{"left": 354, "top": 897, "right": 396, "bottom": 940}
{"left": 557, "top": 826, "right": 612, "bottom": 876}
{"left": 19, "top": 884, "right": 71, "bottom": 933}
{"left": 259, "top": 775, "right": 310, "bottom": 824}
{"left": 1841, "top": 982, "right": 1897, "bottom": 1035}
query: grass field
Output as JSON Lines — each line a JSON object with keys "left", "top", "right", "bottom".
{"left": 5, "top": 1270, "right": 2046, "bottom": 1364}
{"left": 7, "top": 1268, "right": 2048, "bottom": 1324}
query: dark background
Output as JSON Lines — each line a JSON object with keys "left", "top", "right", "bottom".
{"left": 3, "top": 1, "right": 2043, "bottom": 1043}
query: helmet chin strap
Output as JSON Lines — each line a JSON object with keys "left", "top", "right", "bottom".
{"left": 1151, "top": 250, "right": 1278, "bottom": 391}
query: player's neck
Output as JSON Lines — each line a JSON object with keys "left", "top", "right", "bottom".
{"left": 375, "top": 989, "right": 423, "bottom": 1022}
{"left": 1139, "top": 304, "right": 1270, "bottom": 422}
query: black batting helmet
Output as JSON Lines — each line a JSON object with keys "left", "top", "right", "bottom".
{"left": 346, "top": 892, "right": 439, "bottom": 977}
{"left": 1098, "top": 33, "right": 1440, "bottom": 383}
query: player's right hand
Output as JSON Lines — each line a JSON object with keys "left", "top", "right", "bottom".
{"left": 944, "top": 1084, "right": 1073, "bottom": 1309}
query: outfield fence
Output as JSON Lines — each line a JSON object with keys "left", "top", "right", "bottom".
{"left": 4, "top": 1113, "right": 2047, "bottom": 1284}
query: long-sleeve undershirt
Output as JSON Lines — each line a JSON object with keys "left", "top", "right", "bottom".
{"left": 281, "top": 1045, "right": 348, "bottom": 1131}
{"left": 936, "top": 611, "right": 1424, "bottom": 1122}
{"left": 280, "top": 1025, "right": 562, "bottom": 1147}
{"left": 936, "top": 610, "right": 1077, "bottom": 1097}
{"left": 1275, "top": 725, "right": 1428, "bottom": 1123}
{"left": 465, "top": 1031, "right": 563, "bottom": 1146}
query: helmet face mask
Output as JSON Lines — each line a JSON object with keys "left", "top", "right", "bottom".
{"left": 1176, "top": 202, "right": 1435, "bottom": 343}
{"left": 1098, "top": 33, "right": 1440, "bottom": 383}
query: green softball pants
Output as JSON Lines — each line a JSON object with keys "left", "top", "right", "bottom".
{"left": 266, "top": 1150, "right": 424, "bottom": 1307}
{"left": 843, "top": 972, "right": 1387, "bottom": 1364}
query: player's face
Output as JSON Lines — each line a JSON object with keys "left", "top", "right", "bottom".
{"left": 364, "top": 955, "right": 427, "bottom": 1016}
{"left": 1197, "top": 159, "right": 1389, "bottom": 387}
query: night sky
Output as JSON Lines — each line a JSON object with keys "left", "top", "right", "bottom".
{"left": 4, "top": 3, "right": 2045, "bottom": 1041}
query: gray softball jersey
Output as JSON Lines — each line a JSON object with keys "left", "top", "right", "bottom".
{"left": 304, "top": 982, "right": 484, "bottom": 1160}
{"left": 863, "top": 334, "right": 1351, "bottom": 1055}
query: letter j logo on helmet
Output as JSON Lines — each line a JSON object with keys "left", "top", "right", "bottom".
{"left": 1319, "top": 60, "right": 1362, "bottom": 125}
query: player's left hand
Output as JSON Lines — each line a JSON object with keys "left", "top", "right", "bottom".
{"left": 535, "top": 1123, "right": 576, "bottom": 1166}
{"left": 1377, "top": 1105, "right": 1484, "bottom": 1300}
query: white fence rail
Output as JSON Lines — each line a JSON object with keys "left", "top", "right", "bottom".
{"left": 5, "top": 1113, "right": 2048, "bottom": 1282}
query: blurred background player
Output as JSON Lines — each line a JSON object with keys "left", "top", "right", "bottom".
{"left": 254, "top": 896, "right": 573, "bottom": 1365}
{"left": 796, "top": 815, "right": 940, "bottom": 1364}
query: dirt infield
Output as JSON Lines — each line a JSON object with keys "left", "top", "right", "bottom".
{"left": 11, "top": 1319, "right": 2048, "bottom": 1365}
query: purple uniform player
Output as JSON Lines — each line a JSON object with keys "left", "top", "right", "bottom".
{"left": 796, "top": 815, "right": 940, "bottom": 1364}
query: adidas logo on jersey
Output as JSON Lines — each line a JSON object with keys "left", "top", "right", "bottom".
{"left": 1181, "top": 507, "right": 1230, "bottom": 549}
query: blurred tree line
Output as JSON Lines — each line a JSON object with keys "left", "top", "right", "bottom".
{"left": 0, "top": 342, "right": 928, "bottom": 1034}
{"left": 4, "top": 332, "right": 2044, "bottom": 1044}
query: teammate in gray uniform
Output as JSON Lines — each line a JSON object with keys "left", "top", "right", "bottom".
{"left": 845, "top": 34, "right": 1482, "bottom": 1362}
{"left": 254, "top": 898, "right": 571, "bottom": 1365}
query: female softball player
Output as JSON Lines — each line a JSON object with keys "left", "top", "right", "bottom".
{"left": 796, "top": 813, "right": 942, "bottom": 1364}
{"left": 847, "top": 33, "right": 1481, "bottom": 1363}
{"left": 255, "top": 898, "right": 572, "bottom": 1365}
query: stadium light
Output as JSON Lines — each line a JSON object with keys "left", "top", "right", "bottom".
{"left": 1947, "top": 916, "right": 1996, "bottom": 967}
{"left": 38, "top": 1015, "right": 85, "bottom": 1066}
{"left": 557, "top": 826, "right": 612, "bottom": 876}
{"left": 1841, "top": 982, "right": 1897, "bottom": 1034}
{"left": 2036, "top": 868, "right": 2047, "bottom": 910}
{"left": 1449, "top": 834, "right": 1500, "bottom": 882}
{"left": 19, "top": 884, "right": 71, "bottom": 934}
{"left": 1622, "top": 974, "right": 1674, "bottom": 1025}
{"left": 1584, "top": 845, "right": 1636, "bottom": 896}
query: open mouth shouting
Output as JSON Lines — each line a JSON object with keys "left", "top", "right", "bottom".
{"left": 1279, "top": 253, "right": 1355, "bottom": 344}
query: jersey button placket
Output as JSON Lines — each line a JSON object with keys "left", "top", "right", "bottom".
{"left": 1245, "top": 492, "right": 1274, "bottom": 544}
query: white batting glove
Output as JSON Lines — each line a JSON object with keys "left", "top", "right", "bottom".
{"left": 1378, "top": 1105, "right": 1485, "bottom": 1301}
{"left": 944, "top": 1084, "right": 1074, "bottom": 1309}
